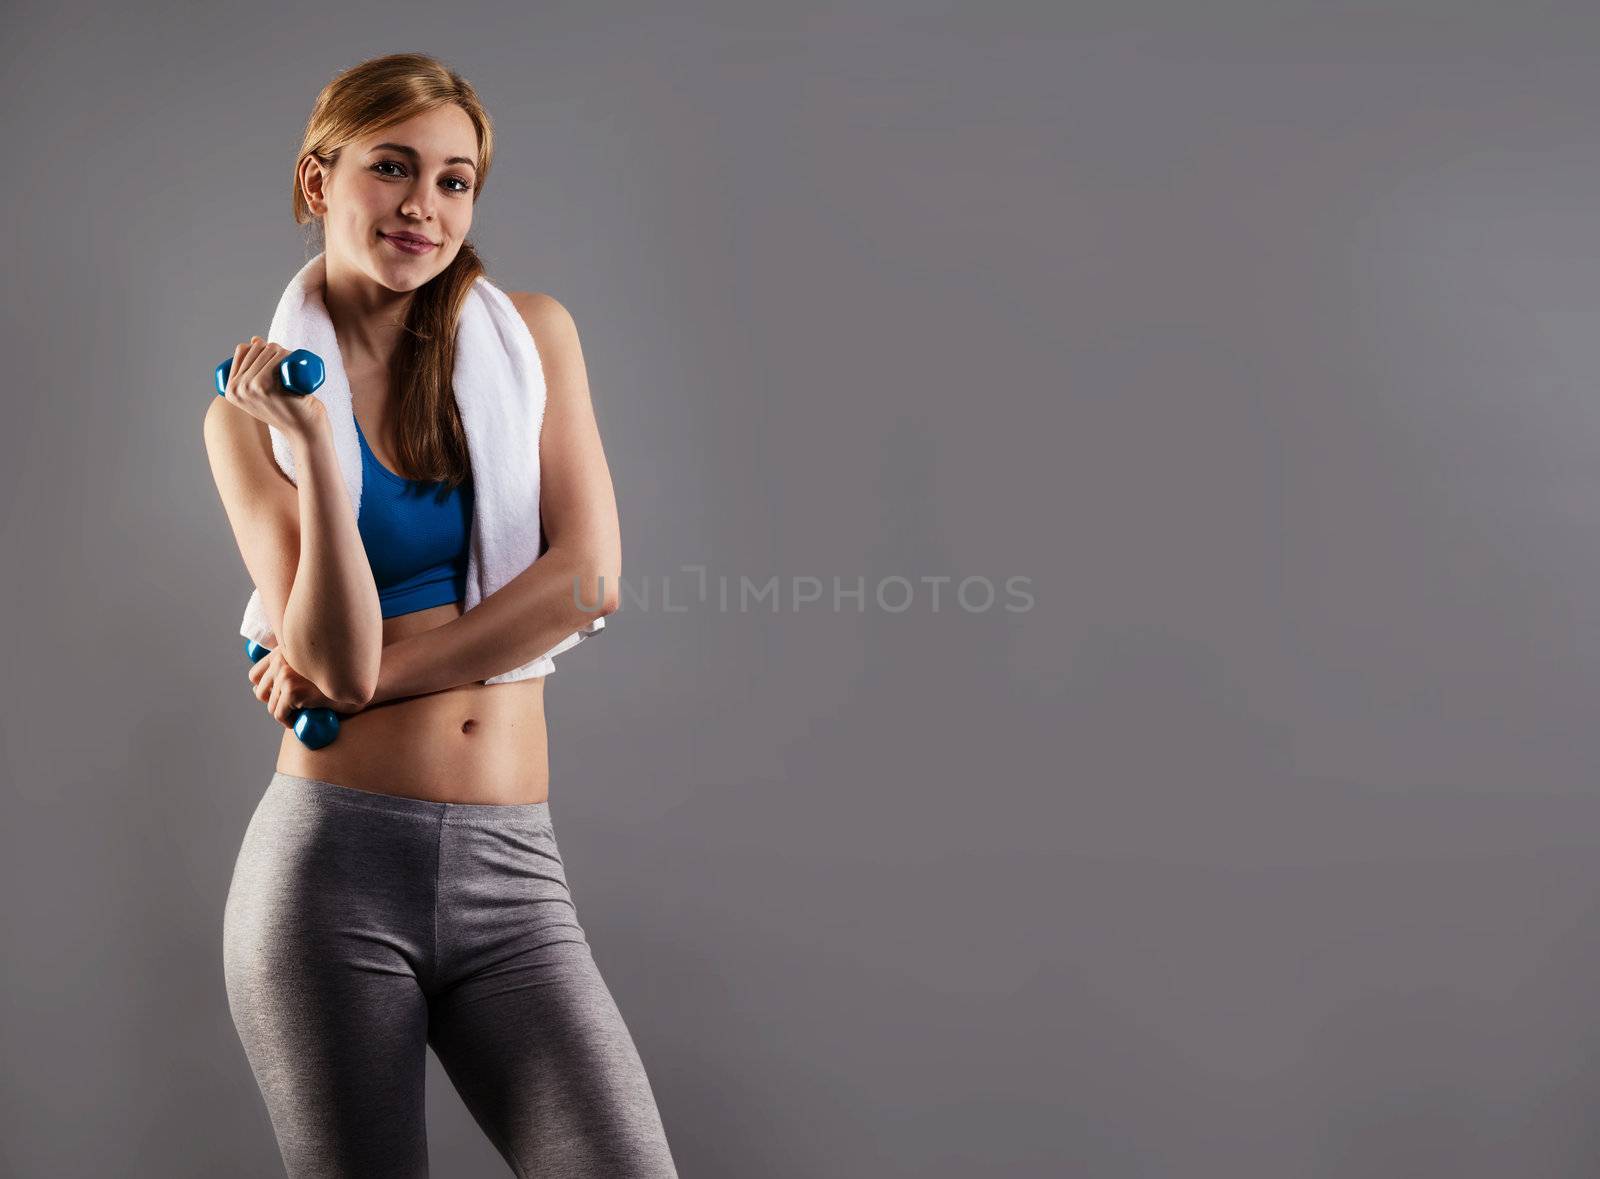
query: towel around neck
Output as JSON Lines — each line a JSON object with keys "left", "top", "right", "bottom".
{"left": 237, "top": 250, "right": 603, "bottom": 683}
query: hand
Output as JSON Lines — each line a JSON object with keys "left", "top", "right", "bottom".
{"left": 247, "top": 649, "right": 366, "bottom": 730}
{"left": 218, "top": 336, "right": 327, "bottom": 440}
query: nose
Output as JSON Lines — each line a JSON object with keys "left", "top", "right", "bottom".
{"left": 401, "top": 179, "right": 437, "bottom": 221}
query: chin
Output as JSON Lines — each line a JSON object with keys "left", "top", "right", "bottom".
{"left": 378, "top": 244, "right": 450, "bottom": 275}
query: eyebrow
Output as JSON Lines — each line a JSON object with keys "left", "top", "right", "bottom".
{"left": 369, "top": 142, "right": 477, "bottom": 171}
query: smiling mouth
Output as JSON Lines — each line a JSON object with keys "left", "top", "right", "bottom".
{"left": 380, "top": 232, "right": 438, "bottom": 253}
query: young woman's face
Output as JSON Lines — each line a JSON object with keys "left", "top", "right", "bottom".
{"left": 311, "top": 104, "right": 480, "bottom": 291}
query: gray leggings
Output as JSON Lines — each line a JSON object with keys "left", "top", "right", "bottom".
{"left": 222, "top": 771, "right": 678, "bottom": 1178}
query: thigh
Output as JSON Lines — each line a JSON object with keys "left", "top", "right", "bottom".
{"left": 428, "top": 820, "right": 678, "bottom": 1178}
{"left": 223, "top": 786, "right": 438, "bottom": 1177}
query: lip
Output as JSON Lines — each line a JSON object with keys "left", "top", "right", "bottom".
{"left": 380, "top": 231, "right": 437, "bottom": 255}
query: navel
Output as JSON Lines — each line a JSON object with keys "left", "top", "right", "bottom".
{"left": 460, "top": 718, "right": 477, "bottom": 734}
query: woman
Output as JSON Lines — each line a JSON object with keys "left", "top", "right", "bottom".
{"left": 203, "top": 54, "right": 678, "bottom": 1178}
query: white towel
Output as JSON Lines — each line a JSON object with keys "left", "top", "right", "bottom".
{"left": 238, "top": 250, "right": 604, "bottom": 684}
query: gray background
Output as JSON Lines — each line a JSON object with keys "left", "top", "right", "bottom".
{"left": 5, "top": 1, "right": 1600, "bottom": 1176}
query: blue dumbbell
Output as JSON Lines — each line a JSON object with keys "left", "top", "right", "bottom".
{"left": 244, "top": 639, "right": 341, "bottom": 750}
{"left": 215, "top": 348, "right": 325, "bottom": 398}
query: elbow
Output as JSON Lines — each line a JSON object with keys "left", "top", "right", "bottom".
{"left": 323, "top": 674, "right": 375, "bottom": 710}
{"left": 587, "top": 562, "right": 621, "bottom": 618}
{"left": 292, "top": 645, "right": 376, "bottom": 709}
{"left": 347, "top": 671, "right": 379, "bottom": 710}
{"left": 278, "top": 641, "right": 375, "bottom": 709}
{"left": 308, "top": 666, "right": 370, "bottom": 709}
{"left": 281, "top": 607, "right": 380, "bottom": 709}
{"left": 335, "top": 654, "right": 381, "bottom": 709}
{"left": 566, "top": 545, "right": 619, "bottom": 618}
{"left": 548, "top": 539, "right": 619, "bottom": 619}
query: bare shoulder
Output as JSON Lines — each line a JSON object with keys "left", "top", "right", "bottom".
{"left": 203, "top": 390, "right": 264, "bottom": 455}
{"left": 503, "top": 290, "right": 598, "bottom": 435}
{"left": 504, "top": 290, "right": 581, "bottom": 356}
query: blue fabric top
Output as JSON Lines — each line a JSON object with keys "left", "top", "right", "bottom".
{"left": 352, "top": 413, "right": 473, "bottom": 618}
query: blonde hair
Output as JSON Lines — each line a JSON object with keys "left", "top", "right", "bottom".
{"left": 293, "top": 52, "right": 496, "bottom": 489}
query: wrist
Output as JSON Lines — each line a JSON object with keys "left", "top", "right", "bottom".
{"left": 283, "top": 401, "right": 330, "bottom": 451}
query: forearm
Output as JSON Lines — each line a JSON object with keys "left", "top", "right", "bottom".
{"left": 279, "top": 413, "right": 384, "bottom": 703}
{"left": 369, "top": 545, "right": 616, "bottom": 703}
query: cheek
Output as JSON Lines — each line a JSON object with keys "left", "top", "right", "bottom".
{"left": 337, "top": 182, "right": 382, "bottom": 217}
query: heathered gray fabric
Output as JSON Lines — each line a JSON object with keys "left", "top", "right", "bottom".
{"left": 223, "top": 771, "right": 678, "bottom": 1178}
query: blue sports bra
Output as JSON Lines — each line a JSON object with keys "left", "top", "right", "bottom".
{"left": 352, "top": 413, "right": 474, "bottom": 618}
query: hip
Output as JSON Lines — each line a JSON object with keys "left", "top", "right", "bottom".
{"left": 223, "top": 771, "right": 584, "bottom": 994}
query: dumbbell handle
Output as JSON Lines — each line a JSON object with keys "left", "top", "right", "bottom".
{"left": 244, "top": 639, "right": 341, "bottom": 750}
{"left": 215, "top": 348, "right": 326, "bottom": 397}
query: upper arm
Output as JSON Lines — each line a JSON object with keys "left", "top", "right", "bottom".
{"left": 508, "top": 291, "right": 620, "bottom": 605}
{"left": 203, "top": 397, "right": 298, "bottom": 646}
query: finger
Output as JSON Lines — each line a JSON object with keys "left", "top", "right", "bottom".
{"left": 225, "top": 342, "right": 252, "bottom": 400}
{"left": 239, "top": 339, "right": 277, "bottom": 394}
{"left": 227, "top": 340, "right": 267, "bottom": 404}
{"left": 270, "top": 680, "right": 292, "bottom": 727}
{"left": 277, "top": 679, "right": 300, "bottom": 723}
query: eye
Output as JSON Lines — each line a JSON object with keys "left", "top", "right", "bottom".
{"left": 371, "top": 160, "right": 473, "bottom": 193}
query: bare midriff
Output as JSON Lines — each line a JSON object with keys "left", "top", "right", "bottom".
{"left": 273, "top": 600, "right": 551, "bottom": 805}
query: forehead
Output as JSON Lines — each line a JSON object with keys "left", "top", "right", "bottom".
{"left": 357, "top": 106, "right": 478, "bottom": 166}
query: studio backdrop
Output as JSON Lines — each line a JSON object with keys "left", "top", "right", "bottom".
{"left": 6, "top": 2, "right": 1600, "bottom": 1177}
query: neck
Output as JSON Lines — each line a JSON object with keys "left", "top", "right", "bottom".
{"left": 321, "top": 248, "right": 416, "bottom": 372}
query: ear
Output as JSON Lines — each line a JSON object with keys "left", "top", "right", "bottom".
{"left": 299, "top": 156, "right": 329, "bottom": 216}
